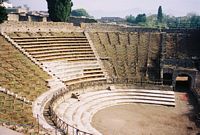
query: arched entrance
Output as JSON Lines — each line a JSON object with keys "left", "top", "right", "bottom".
{"left": 175, "top": 74, "right": 192, "bottom": 92}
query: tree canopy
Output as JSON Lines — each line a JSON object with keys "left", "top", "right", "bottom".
{"left": 157, "top": 6, "right": 163, "bottom": 23}
{"left": 126, "top": 15, "right": 135, "bottom": 24}
{"left": 71, "top": 8, "right": 90, "bottom": 18}
{"left": 0, "top": 5, "right": 7, "bottom": 23}
{"left": 125, "top": 14, "right": 146, "bottom": 25}
{"left": 46, "top": 0, "right": 73, "bottom": 22}
{"left": 135, "top": 14, "right": 146, "bottom": 23}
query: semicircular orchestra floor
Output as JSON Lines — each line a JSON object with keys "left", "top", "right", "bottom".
{"left": 54, "top": 89, "right": 199, "bottom": 135}
{"left": 91, "top": 103, "right": 189, "bottom": 135}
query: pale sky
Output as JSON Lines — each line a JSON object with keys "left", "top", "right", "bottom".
{"left": 9, "top": 0, "right": 200, "bottom": 18}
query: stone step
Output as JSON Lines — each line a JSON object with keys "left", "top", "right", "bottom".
{"left": 21, "top": 43, "right": 90, "bottom": 49}
{"left": 57, "top": 72, "right": 83, "bottom": 80}
{"left": 37, "top": 55, "right": 97, "bottom": 62}
{"left": 64, "top": 75, "right": 106, "bottom": 85}
{"left": 33, "top": 52, "right": 95, "bottom": 58}
{"left": 42, "top": 61, "right": 98, "bottom": 68}
{"left": 83, "top": 67, "right": 102, "bottom": 71}
{"left": 11, "top": 36, "right": 86, "bottom": 40}
{"left": 79, "top": 90, "right": 174, "bottom": 100}
{"left": 50, "top": 64, "right": 99, "bottom": 71}
{"left": 83, "top": 70, "right": 104, "bottom": 75}
{"left": 29, "top": 49, "right": 93, "bottom": 55}
{"left": 14, "top": 37, "right": 87, "bottom": 42}
{"left": 25, "top": 46, "right": 92, "bottom": 52}
{"left": 16, "top": 40, "right": 89, "bottom": 45}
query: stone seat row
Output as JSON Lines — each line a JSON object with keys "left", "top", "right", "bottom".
{"left": 15, "top": 40, "right": 89, "bottom": 45}
{"left": 52, "top": 67, "right": 103, "bottom": 78}
{"left": 32, "top": 51, "right": 95, "bottom": 58}
{"left": 13, "top": 37, "right": 87, "bottom": 42}
{"left": 43, "top": 62, "right": 99, "bottom": 71}
{"left": 29, "top": 48, "right": 93, "bottom": 55}
{"left": 10, "top": 35, "right": 86, "bottom": 39}
{"left": 36, "top": 54, "right": 96, "bottom": 62}
{"left": 64, "top": 74, "right": 106, "bottom": 85}
{"left": 24, "top": 46, "right": 92, "bottom": 53}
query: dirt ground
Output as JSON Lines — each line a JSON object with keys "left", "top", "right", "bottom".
{"left": 91, "top": 92, "right": 200, "bottom": 135}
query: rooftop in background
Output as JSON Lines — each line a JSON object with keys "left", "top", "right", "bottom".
{"left": 1, "top": 1, "right": 13, "bottom": 8}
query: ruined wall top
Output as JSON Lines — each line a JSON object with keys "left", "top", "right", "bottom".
{"left": 0, "top": 21, "right": 83, "bottom": 33}
{"left": 0, "top": 21, "right": 199, "bottom": 33}
{"left": 81, "top": 23, "right": 200, "bottom": 33}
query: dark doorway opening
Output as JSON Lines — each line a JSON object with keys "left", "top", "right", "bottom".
{"left": 163, "top": 73, "right": 173, "bottom": 85}
{"left": 175, "top": 74, "right": 192, "bottom": 92}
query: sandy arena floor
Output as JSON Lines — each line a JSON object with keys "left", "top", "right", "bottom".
{"left": 91, "top": 92, "right": 200, "bottom": 135}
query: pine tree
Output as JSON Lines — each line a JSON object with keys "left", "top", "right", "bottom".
{"left": 46, "top": 0, "right": 73, "bottom": 22}
{"left": 157, "top": 6, "right": 163, "bottom": 23}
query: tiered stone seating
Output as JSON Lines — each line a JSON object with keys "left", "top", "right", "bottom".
{"left": 0, "top": 92, "right": 34, "bottom": 125}
{"left": 7, "top": 32, "right": 107, "bottom": 86}
{"left": 137, "top": 32, "right": 149, "bottom": 78}
{"left": 54, "top": 89, "right": 175, "bottom": 134}
{"left": 147, "top": 33, "right": 161, "bottom": 80}
{"left": 107, "top": 32, "right": 127, "bottom": 78}
{"left": 165, "top": 33, "right": 177, "bottom": 59}
{"left": 9, "top": 33, "right": 96, "bottom": 62}
{"left": 89, "top": 32, "right": 161, "bottom": 83}
{"left": 0, "top": 36, "right": 49, "bottom": 101}
{"left": 42, "top": 60, "right": 106, "bottom": 85}
{"left": 0, "top": 35, "right": 50, "bottom": 131}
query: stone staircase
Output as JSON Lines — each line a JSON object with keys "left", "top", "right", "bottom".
{"left": 53, "top": 89, "right": 175, "bottom": 135}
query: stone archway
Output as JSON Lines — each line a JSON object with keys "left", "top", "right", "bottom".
{"left": 172, "top": 69, "right": 197, "bottom": 92}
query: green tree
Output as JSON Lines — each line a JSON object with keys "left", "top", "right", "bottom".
{"left": 135, "top": 14, "right": 146, "bottom": 23}
{"left": 157, "top": 6, "right": 163, "bottom": 23}
{"left": 126, "top": 14, "right": 135, "bottom": 23}
{"left": 190, "top": 15, "right": 200, "bottom": 27}
{"left": 0, "top": 5, "right": 7, "bottom": 23}
{"left": 46, "top": 0, "right": 73, "bottom": 22}
{"left": 71, "top": 8, "right": 90, "bottom": 17}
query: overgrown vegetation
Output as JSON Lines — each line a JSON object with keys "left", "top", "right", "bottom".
{"left": 46, "top": 0, "right": 73, "bottom": 22}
